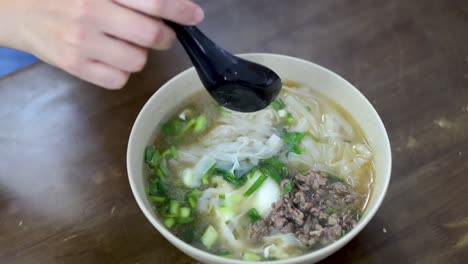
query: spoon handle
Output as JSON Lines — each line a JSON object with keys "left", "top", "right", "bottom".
{"left": 163, "top": 20, "right": 236, "bottom": 89}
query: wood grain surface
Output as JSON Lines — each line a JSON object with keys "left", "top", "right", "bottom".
{"left": 1, "top": 0, "right": 467, "bottom": 263}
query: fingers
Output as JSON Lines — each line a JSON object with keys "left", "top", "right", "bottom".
{"left": 101, "top": 4, "right": 176, "bottom": 49}
{"left": 114, "top": 0, "right": 204, "bottom": 25}
{"left": 69, "top": 59, "right": 130, "bottom": 90}
{"left": 47, "top": 0, "right": 206, "bottom": 89}
{"left": 87, "top": 34, "right": 149, "bottom": 72}
{"left": 57, "top": 30, "right": 146, "bottom": 89}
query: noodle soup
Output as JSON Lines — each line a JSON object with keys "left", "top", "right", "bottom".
{"left": 143, "top": 82, "right": 374, "bottom": 261}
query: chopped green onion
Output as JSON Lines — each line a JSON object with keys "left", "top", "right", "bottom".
{"left": 144, "top": 145, "right": 156, "bottom": 164}
{"left": 162, "top": 114, "right": 207, "bottom": 138}
{"left": 247, "top": 168, "right": 258, "bottom": 179}
{"left": 244, "top": 173, "right": 268, "bottom": 197}
{"left": 214, "top": 168, "right": 247, "bottom": 187}
{"left": 156, "top": 168, "right": 164, "bottom": 178}
{"left": 186, "top": 189, "right": 202, "bottom": 209}
{"left": 243, "top": 252, "right": 261, "bottom": 261}
{"left": 177, "top": 118, "right": 197, "bottom": 138}
{"left": 194, "top": 115, "right": 207, "bottom": 132}
{"left": 281, "top": 181, "right": 295, "bottom": 195}
{"left": 180, "top": 226, "right": 196, "bottom": 243}
{"left": 218, "top": 252, "right": 233, "bottom": 258}
{"left": 149, "top": 149, "right": 161, "bottom": 168}
{"left": 158, "top": 203, "right": 170, "bottom": 215}
{"left": 145, "top": 146, "right": 168, "bottom": 180}
{"left": 281, "top": 131, "right": 305, "bottom": 146}
{"left": 148, "top": 178, "right": 160, "bottom": 196}
{"left": 162, "top": 146, "right": 178, "bottom": 159}
{"left": 157, "top": 159, "right": 168, "bottom": 179}
{"left": 219, "top": 193, "right": 225, "bottom": 199}
{"left": 324, "top": 207, "right": 336, "bottom": 214}
{"left": 201, "top": 225, "right": 218, "bottom": 249}
{"left": 281, "top": 131, "right": 305, "bottom": 154}
{"left": 328, "top": 175, "right": 346, "bottom": 184}
{"left": 258, "top": 157, "right": 288, "bottom": 184}
{"left": 158, "top": 179, "right": 168, "bottom": 195}
{"left": 271, "top": 98, "right": 286, "bottom": 110}
{"left": 169, "top": 200, "right": 180, "bottom": 216}
{"left": 246, "top": 208, "right": 261, "bottom": 223}
{"left": 202, "top": 174, "right": 210, "bottom": 185}
{"left": 286, "top": 112, "right": 296, "bottom": 125}
{"left": 341, "top": 229, "right": 349, "bottom": 236}
{"left": 187, "top": 197, "right": 197, "bottom": 209}
{"left": 148, "top": 177, "right": 168, "bottom": 197}
{"left": 179, "top": 207, "right": 191, "bottom": 218}
{"left": 353, "top": 210, "right": 362, "bottom": 221}
{"left": 291, "top": 145, "right": 305, "bottom": 154}
{"left": 178, "top": 217, "right": 194, "bottom": 224}
{"left": 163, "top": 214, "right": 177, "bottom": 218}
{"left": 164, "top": 218, "right": 175, "bottom": 228}
{"left": 192, "top": 156, "right": 216, "bottom": 187}
{"left": 220, "top": 206, "right": 235, "bottom": 219}
{"left": 161, "top": 118, "right": 184, "bottom": 136}
{"left": 306, "top": 106, "right": 312, "bottom": 112}
{"left": 149, "top": 196, "right": 166, "bottom": 203}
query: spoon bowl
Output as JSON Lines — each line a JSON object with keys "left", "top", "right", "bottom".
{"left": 164, "top": 21, "right": 282, "bottom": 112}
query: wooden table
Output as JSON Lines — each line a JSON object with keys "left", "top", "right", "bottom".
{"left": 1, "top": 0, "right": 467, "bottom": 263}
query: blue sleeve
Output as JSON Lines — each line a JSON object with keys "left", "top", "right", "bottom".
{"left": 0, "top": 48, "right": 39, "bottom": 77}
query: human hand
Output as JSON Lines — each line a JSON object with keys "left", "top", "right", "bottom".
{"left": 0, "top": 0, "right": 204, "bottom": 89}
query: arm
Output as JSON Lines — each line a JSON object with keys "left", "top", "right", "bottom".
{"left": 0, "top": 0, "right": 204, "bottom": 89}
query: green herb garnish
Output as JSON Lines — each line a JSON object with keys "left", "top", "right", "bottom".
{"left": 162, "top": 146, "right": 178, "bottom": 159}
{"left": 271, "top": 98, "right": 286, "bottom": 110}
{"left": 258, "top": 157, "right": 288, "bottom": 184}
{"left": 244, "top": 173, "right": 268, "bottom": 197}
{"left": 178, "top": 217, "right": 194, "bottom": 224}
{"left": 286, "top": 112, "right": 296, "bottom": 125}
{"left": 281, "top": 131, "right": 305, "bottom": 154}
{"left": 194, "top": 115, "right": 207, "bottom": 132}
{"left": 246, "top": 208, "right": 262, "bottom": 223}
{"left": 149, "top": 196, "right": 166, "bottom": 203}
{"left": 218, "top": 252, "right": 233, "bottom": 258}
{"left": 341, "top": 229, "right": 349, "bottom": 236}
{"left": 161, "top": 118, "right": 184, "bottom": 136}
{"left": 353, "top": 209, "right": 362, "bottom": 221}
{"left": 213, "top": 168, "right": 248, "bottom": 187}
{"left": 144, "top": 145, "right": 156, "bottom": 164}
{"left": 328, "top": 174, "right": 346, "bottom": 184}
{"left": 324, "top": 207, "right": 336, "bottom": 214}
{"left": 149, "top": 149, "right": 161, "bottom": 168}
{"left": 186, "top": 189, "right": 202, "bottom": 209}
{"left": 164, "top": 218, "right": 175, "bottom": 228}
{"left": 281, "top": 181, "right": 295, "bottom": 195}
{"left": 148, "top": 177, "right": 168, "bottom": 197}
{"left": 162, "top": 114, "right": 208, "bottom": 139}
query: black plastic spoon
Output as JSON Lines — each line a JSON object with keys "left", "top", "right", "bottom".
{"left": 164, "top": 20, "right": 282, "bottom": 112}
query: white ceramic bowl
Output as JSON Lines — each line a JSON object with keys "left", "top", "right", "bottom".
{"left": 127, "top": 53, "right": 392, "bottom": 264}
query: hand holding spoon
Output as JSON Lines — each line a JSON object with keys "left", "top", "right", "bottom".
{"left": 164, "top": 20, "right": 282, "bottom": 112}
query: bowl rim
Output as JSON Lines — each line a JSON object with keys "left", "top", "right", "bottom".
{"left": 127, "top": 53, "right": 392, "bottom": 263}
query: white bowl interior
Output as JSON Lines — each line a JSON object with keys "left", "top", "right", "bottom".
{"left": 127, "top": 53, "right": 391, "bottom": 264}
